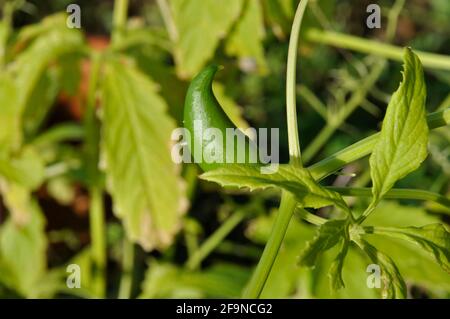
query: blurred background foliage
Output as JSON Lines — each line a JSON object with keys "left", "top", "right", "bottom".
{"left": 0, "top": 0, "right": 448, "bottom": 298}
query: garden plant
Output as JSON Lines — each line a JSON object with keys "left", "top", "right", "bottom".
{"left": 0, "top": 0, "right": 449, "bottom": 299}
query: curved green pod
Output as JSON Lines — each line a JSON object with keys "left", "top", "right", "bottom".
{"left": 183, "top": 65, "right": 259, "bottom": 172}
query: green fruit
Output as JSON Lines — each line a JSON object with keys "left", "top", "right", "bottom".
{"left": 183, "top": 65, "right": 258, "bottom": 172}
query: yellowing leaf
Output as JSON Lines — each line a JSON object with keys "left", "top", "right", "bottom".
{"left": 101, "top": 60, "right": 187, "bottom": 251}
{"left": 370, "top": 48, "right": 428, "bottom": 202}
{"left": 169, "top": 0, "right": 244, "bottom": 78}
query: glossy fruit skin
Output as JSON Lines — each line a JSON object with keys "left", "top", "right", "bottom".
{"left": 183, "top": 65, "right": 258, "bottom": 172}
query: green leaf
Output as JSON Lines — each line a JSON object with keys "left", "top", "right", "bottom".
{"left": 0, "top": 201, "right": 47, "bottom": 297}
{"left": 356, "top": 239, "right": 407, "bottom": 299}
{"left": 101, "top": 60, "right": 187, "bottom": 251}
{"left": 368, "top": 224, "right": 450, "bottom": 273}
{"left": 298, "top": 219, "right": 348, "bottom": 267}
{"left": 313, "top": 247, "right": 379, "bottom": 298}
{"left": 169, "top": 0, "right": 244, "bottom": 78}
{"left": 365, "top": 201, "right": 450, "bottom": 293}
{"left": 369, "top": 48, "right": 428, "bottom": 202}
{"left": 329, "top": 236, "right": 349, "bottom": 290}
{"left": 225, "top": 0, "right": 268, "bottom": 74}
{"left": 201, "top": 164, "right": 349, "bottom": 211}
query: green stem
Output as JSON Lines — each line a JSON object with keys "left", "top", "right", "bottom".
{"left": 118, "top": 238, "right": 135, "bottom": 299}
{"left": 329, "top": 187, "right": 450, "bottom": 208}
{"left": 242, "top": 192, "right": 297, "bottom": 298}
{"left": 112, "top": 0, "right": 129, "bottom": 45}
{"left": 306, "top": 28, "right": 450, "bottom": 71}
{"left": 296, "top": 207, "right": 327, "bottom": 226}
{"left": 242, "top": 0, "right": 310, "bottom": 299}
{"left": 286, "top": 0, "right": 307, "bottom": 166}
{"left": 186, "top": 210, "right": 245, "bottom": 271}
{"left": 85, "top": 52, "right": 106, "bottom": 297}
{"left": 89, "top": 186, "right": 106, "bottom": 297}
{"left": 308, "top": 108, "right": 450, "bottom": 181}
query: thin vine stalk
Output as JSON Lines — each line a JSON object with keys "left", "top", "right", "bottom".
{"left": 242, "top": 0, "right": 309, "bottom": 299}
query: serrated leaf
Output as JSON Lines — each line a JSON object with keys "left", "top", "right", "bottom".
{"left": 356, "top": 239, "right": 407, "bottom": 299}
{"left": 370, "top": 48, "right": 428, "bottom": 202}
{"left": 329, "top": 235, "right": 349, "bottom": 290}
{"left": 101, "top": 60, "right": 186, "bottom": 251}
{"left": 298, "top": 219, "right": 348, "bottom": 267}
{"left": 169, "top": 0, "right": 243, "bottom": 78}
{"left": 369, "top": 224, "right": 450, "bottom": 273}
{"left": 201, "top": 164, "right": 348, "bottom": 211}
{"left": 225, "top": 0, "right": 268, "bottom": 74}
